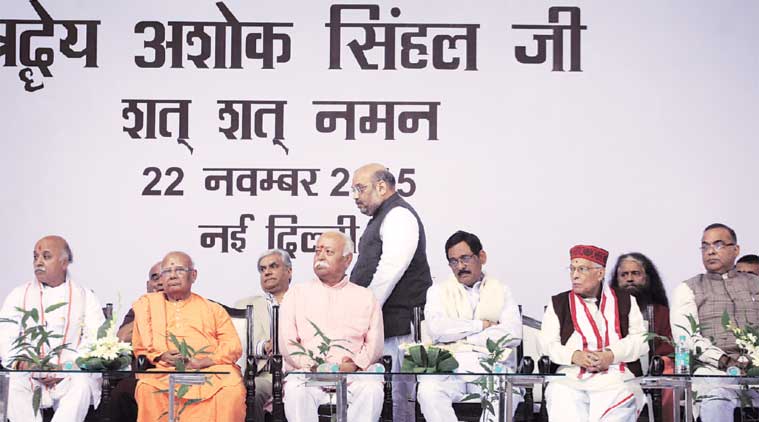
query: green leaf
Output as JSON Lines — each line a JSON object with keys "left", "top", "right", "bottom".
{"left": 97, "top": 318, "right": 111, "bottom": 339}
{"left": 169, "top": 333, "right": 183, "bottom": 351}
{"left": 426, "top": 347, "right": 440, "bottom": 366}
{"left": 410, "top": 345, "right": 424, "bottom": 366}
{"left": 33, "top": 386, "right": 42, "bottom": 417}
{"left": 44, "top": 302, "right": 68, "bottom": 314}
{"left": 29, "top": 309, "right": 39, "bottom": 324}
{"left": 438, "top": 357, "right": 459, "bottom": 372}
{"left": 721, "top": 310, "right": 731, "bottom": 329}
{"left": 176, "top": 384, "right": 190, "bottom": 398}
{"left": 486, "top": 338, "right": 496, "bottom": 353}
{"left": 175, "top": 359, "right": 186, "bottom": 372}
{"left": 461, "top": 393, "right": 480, "bottom": 402}
{"left": 412, "top": 367, "right": 426, "bottom": 373}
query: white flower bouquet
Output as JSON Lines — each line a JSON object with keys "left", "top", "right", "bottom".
{"left": 76, "top": 313, "right": 132, "bottom": 370}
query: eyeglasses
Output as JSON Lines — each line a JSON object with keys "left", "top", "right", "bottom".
{"left": 350, "top": 184, "right": 370, "bottom": 195}
{"left": 149, "top": 273, "right": 161, "bottom": 281}
{"left": 448, "top": 254, "right": 477, "bottom": 267}
{"left": 315, "top": 246, "right": 337, "bottom": 257}
{"left": 700, "top": 241, "right": 735, "bottom": 252}
{"left": 159, "top": 266, "right": 192, "bottom": 277}
{"left": 568, "top": 266, "right": 601, "bottom": 274}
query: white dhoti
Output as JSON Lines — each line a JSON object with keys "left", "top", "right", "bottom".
{"left": 545, "top": 380, "right": 643, "bottom": 422}
{"left": 691, "top": 366, "right": 759, "bottom": 422}
{"left": 385, "top": 332, "right": 415, "bottom": 422}
{"left": 7, "top": 373, "right": 100, "bottom": 422}
{"left": 418, "top": 374, "right": 523, "bottom": 422}
{"left": 283, "top": 374, "right": 384, "bottom": 422}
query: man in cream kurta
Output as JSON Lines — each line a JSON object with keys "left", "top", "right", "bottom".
{"left": 417, "top": 230, "right": 523, "bottom": 422}
{"left": 279, "top": 231, "right": 385, "bottom": 422}
{"left": 133, "top": 251, "right": 245, "bottom": 422}
{"left": 0, "top": 236, "right": 104, "bottom": 422}
{"left": 539, "top": 245, "right": 648, "bottom": 422}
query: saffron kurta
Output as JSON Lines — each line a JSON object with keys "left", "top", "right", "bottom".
{"left": 132, "top": 292, "right": 245, "bottom": 421}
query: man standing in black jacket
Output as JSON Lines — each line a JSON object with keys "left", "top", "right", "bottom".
{"left": 350, "top": 163, "right": 433, "bottom": 421}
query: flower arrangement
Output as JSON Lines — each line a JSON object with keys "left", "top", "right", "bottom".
{"left": 721, "top": 311, "right": 759, "bottom": 375}
{"left": 75, "top": 312, "right": 132, "bottom": 370}
{"left": 400, "top": 343, "right": 459, "bottom": 373}
{"left": 0, "top": 302, "right": 72, "bottom": 417}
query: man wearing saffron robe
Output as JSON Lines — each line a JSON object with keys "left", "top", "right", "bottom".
{"left": 132, "top": 251, "right": 245, "bottom": 422}
{"left": 539, "top": 245, "right": 648, "bottom": 422}
{"left": 279, "top": 231, "right": 384, "bottom": 422}
{"left": 0, "top": 235, "right": 105, "bottom": 422}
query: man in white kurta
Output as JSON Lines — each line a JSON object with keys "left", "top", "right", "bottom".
{"left": 279, "top": 231, "right": 385, "bottom": 422}
{"left": 0, "top": 236, "right": 104, "bottom": 422}
{"left": 539, "top": 245, "right": 648, "bottom": 422}
{"left": 417, "top": 230, "right": 523, "bottom": 422}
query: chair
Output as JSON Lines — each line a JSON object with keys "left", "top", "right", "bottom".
{"left": 214, "top": 302, "right": 257, "bottom": 422}
{"left": 411, "top": 305, "right": 539, "bottom": 422}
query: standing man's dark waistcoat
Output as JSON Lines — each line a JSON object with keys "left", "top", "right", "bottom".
{"left": 351, "top": 193, "right": 433, "bottom": 338}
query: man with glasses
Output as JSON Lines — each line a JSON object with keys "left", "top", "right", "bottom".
{"left": 132, "top": 251, "right": 246, "bottom": 422}
{"left": 279, "top": 231, "right": 384, "bottom": 422}
{"left": 350, "top": 163, "right": 433, "bottom": 421}
{"left": 234, "top": 249, "right": 292, "bottom": 421}
{"left": 539, "top": 245, "right": 648, "bottom": 421}
{"left": 417, "top": 230, "right": 523, "bottom": 421}
{"left": 671, "top": 223, "right": 759, "bottom": 421}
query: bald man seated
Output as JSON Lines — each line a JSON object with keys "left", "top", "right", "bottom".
{"left": 0, "top": 236, "right": 105, "bottom": 422}
{"left": 132, "top": 251, "right": 246, "bottom": 422}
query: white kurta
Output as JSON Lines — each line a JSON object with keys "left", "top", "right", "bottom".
{"left": 0, "top": 279, "right": 105, "bottom": 422}
{"left": 418, "top": 275, "right": 523, "bottom": 422}
{"left": 671, "top": 280, "right": 759, "bottom": 422}
{"left": 538, "top": 291, "right": 648, "bottom": 422}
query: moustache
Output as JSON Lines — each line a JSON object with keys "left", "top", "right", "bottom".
{"left": 458, "top": 270, "right": 471, "bottom": 276}
{"left": 34, "top": 268, "right": 45, "bottom": 273}
{"left": 314, "top": 261, "right": 329, "bottom": 269}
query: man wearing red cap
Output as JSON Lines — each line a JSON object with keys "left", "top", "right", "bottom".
{"left": 538, "top": 245, "right": 648, "bottom": 421}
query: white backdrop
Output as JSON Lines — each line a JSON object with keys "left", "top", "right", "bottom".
{"left": 1, "top": 0, "right": 757, "bottom": 320}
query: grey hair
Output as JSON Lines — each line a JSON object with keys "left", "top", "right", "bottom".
{"left": 61, "top": 241, "right": 73, "bottom": 264}
{"left": 257, "top": 249, "right": 293, "bottom": 269}
{"left": 372, "top": 168, "right": 396, "bottom": 189}
{"left": 322, "top": 231, "right": 354, "bottom": 256}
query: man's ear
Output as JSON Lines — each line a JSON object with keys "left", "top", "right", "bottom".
{"left": 479, "top": 250, "right": 487, "bottom": 266}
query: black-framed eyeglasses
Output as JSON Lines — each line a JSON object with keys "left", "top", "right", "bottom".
{"left": 700, "top": 241, "right": 735, "bottom": 252}
{"left": 448, "top": 254, "right": 477, "bottom": 267}
{"left": 149, "top": 273, "right": 160, "bottom": 281}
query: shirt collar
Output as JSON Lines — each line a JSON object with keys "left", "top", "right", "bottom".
{"left": 318, "top": 275, "right": 350, "bottom": 289}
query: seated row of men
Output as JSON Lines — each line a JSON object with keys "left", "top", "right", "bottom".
{"left": 0, "top": 164, "right": 759, "bottom": 422}
{"left": 1, "top": 221, "right": 757, "bottom": 422}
